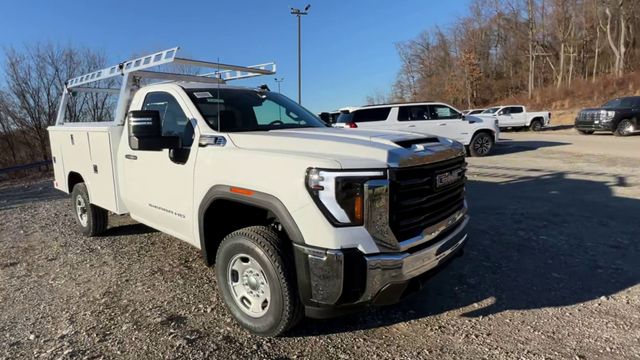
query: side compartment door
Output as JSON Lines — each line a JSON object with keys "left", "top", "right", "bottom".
{"left": 49, "top": 131, "right": 67, "bottom": 191}
{"left": 120, "top": 90, "right": 198, "bottom": 243}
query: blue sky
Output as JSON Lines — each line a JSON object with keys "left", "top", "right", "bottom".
{"left": 0, "top": 0, "right": 470, "bottom": 113}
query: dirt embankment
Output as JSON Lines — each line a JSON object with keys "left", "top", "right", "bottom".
{"left": 493, "top": 72, "right": 640, "bottom": 126}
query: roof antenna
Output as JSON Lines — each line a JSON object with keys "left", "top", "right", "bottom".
{"left": 216, "top": 57, "right": 221, "bottom": 133}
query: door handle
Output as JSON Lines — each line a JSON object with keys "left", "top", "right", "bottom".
{"left": 125, "top": 154, "right": 138, "bottom": 160}
{"left": 407, "top": 125, "right": 416, "bottom": 128}
{"left": 438, "top": 123, "right": 447, "bottom": 126}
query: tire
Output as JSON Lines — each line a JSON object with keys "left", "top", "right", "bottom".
{"left": 70, "top": 183, "right": 108, "bottom": 237}
{"left": 576, "top": 129, "right": 594, "bottom": 135}
{"left": 613, "top": 119, "right": 634, "bottom": 137}
{"left": 529, "top": 119, "right": 543, "bottom": 132}
{"left": 468, "top": 132, "right": 494, "bottom": 157}
{"left": 215, "top": 226, "right": 302, "bottom": 337}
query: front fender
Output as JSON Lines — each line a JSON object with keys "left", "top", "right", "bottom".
{"left": 197, "top": 185, "right": 305, "bottom": 265}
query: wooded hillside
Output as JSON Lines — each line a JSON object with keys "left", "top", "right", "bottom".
{"left": 374, "top": 0, "right": 640, "bottom": 110}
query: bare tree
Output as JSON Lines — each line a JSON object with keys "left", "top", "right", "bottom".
{"left": 2, "top": 43, "right": 112, "bottom": 162}
{"left": 0, "top": 91, "right": 18, "bottom": 165}
{"left": 528, "top": 0, "right": 536, "bottom": 98}
{"left": 387, "top": 0, "right": 639, "bottom": 108}
{"left": 601, "top": 0, "right": 631, "bottom": 77}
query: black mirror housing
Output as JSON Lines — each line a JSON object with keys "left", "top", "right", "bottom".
{"left": 128, "top": 110, "right": 180, "bottom": 151}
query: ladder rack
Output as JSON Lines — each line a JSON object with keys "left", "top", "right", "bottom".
{"left": 66, "top": 47, "right": 276, "bottom": 89}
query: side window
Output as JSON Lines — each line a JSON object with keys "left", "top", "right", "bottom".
{"left": 510, "top": 106, "right": 524, "bottom": 114}
{"left": 619, "top": 98, "right": 635, "bottom": 108}
{"left": 142, "top": 92, "right": 194, "bottom": 147}
{"left": 428, "top": 105, "right": 461, "bottom": 120}
{"left": 398, "top": 106, "right": 430, "bottom": 121}
{"left": 352, "top": 107, "right": 391, "bottom": 122}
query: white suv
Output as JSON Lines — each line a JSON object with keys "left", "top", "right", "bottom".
{"left": 334, "top": 102, "right": 499, "bottom": 157}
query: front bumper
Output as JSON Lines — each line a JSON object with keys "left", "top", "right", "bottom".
{"left": 575, "top": 119, "right": 614, "bottom": 131}
{"left": 294, "top": 215, "right": 469, "bottom": 318}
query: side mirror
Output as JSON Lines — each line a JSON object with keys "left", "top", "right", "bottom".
{"left": 128, "top": 110, "right": 180, "bottom": 151}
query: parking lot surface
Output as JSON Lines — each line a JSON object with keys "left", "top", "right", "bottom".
{"left": 1, "top": 131, "right": 639, "bottom": 359}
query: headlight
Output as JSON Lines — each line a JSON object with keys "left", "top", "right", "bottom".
{"left": 601, "top": 110, "right": 616, "bottom": 121}
{"left": 306, "top": 168, "right": 385, "bottom": 226}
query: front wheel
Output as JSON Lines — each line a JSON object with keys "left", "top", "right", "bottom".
{"left": 529, "top": 119, "right": 543, "bottom": 131}
{"left": 613, "top": 119, "right": 634, "bottom": 137}
{"left": 468, "top": 132, "right": 494, "bottom": 157}
{"left": 215, "top": 226, "right": 302, "bottom": 337}
{"left": 70, "top": 183, "right": 108, "bottom": 236}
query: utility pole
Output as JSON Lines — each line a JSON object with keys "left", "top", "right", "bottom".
{"left": 290, "top": 5, "right": 310, "bottom": 105}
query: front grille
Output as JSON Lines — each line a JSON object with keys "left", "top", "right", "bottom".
{"left": 577, "top": 110, "right": 602, "bottom": 124}
{"left": 389, "top": 156, "right": 466, "bottom": 241}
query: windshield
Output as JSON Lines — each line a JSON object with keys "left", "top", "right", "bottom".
{"left": 187, "top": 88, "right": 327, "bottom": 132}
{"left": 601, "top": 97, "right": 637, "bottom": 109}
{"left": 482, "top": 107, "right": 500, "bottom": 114}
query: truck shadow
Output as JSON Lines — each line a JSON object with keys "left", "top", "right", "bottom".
{"left": 294, "top": 168, "right": 640, "bottom": 336}
{"left": 491, "top": 140, "right": 569, "bottom": 156}
{"left": 98, "top": 223, "right": 157, "bottom": 237}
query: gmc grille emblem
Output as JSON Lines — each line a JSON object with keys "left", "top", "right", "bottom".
{"left": 435, "top": 169, "right": 463, "bottom": 188}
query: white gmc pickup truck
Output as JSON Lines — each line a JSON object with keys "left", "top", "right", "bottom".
{"left": 48, "top": 48, "right": 469, "bottom": 336}
{"left": 477, "top": 105, "right": 551, "bottom": 131}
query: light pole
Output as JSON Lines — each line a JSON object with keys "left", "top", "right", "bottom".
{"left": 274, "top": 77, "right": 284, "bottom": 93}
{"left": 274, "top": 78, "right": 284, "bottom": 120}
{"left": 290, "top": 4, "right": 310, "bottom": 105}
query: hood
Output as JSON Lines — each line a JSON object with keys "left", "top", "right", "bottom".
{"left": 227, "top": 127, "right": 463, "bottom": 169}
{"left": 580, "top": 107, "right": 624, "bottom": 112}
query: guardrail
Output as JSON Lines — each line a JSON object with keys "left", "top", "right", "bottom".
{"left": 0, "top": 161, "right": 51, "bottom": 177}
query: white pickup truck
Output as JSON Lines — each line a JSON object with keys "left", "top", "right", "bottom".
{"left": 48, "top": 48, "right": 469, "bottom": 336}
{"left": 477, "top": 105, "right": 551, "bottom": 131}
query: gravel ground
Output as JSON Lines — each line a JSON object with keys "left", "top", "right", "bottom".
{"left": 1, "top": 132, "right": 639, "bottom": 359}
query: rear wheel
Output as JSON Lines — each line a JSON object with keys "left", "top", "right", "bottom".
{"left": 468, "top": 132, "right": 494, "bottom": 157}
{"left": 576, "top": 129, "right": 594, "bottom": 135}
{"left": 529, "top": 119, "right": 543, "bottom": 132}
{"left": 215, "top": 226, "right": 302, "bottom": 337}
{"left": 613, "top": 119, "right": 634, "bottom": 137}
{"left": 70, "top": 183, "right": 108, "bottom": 236}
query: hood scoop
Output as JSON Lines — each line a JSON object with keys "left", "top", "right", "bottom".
{"left": 394, "top": 137, "right": 439, "bottom": 149}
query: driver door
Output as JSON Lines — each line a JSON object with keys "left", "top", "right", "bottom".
{"left": 121, "top": 90, "right": 198, "bottom": 243}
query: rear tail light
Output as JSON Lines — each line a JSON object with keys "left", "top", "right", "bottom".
{"left": 345, "top": 122, "right": 358, "bottom": 128}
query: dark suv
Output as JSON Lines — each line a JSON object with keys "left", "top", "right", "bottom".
{"left": 575, "top": 96, "right": 640, "bottom": 136}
